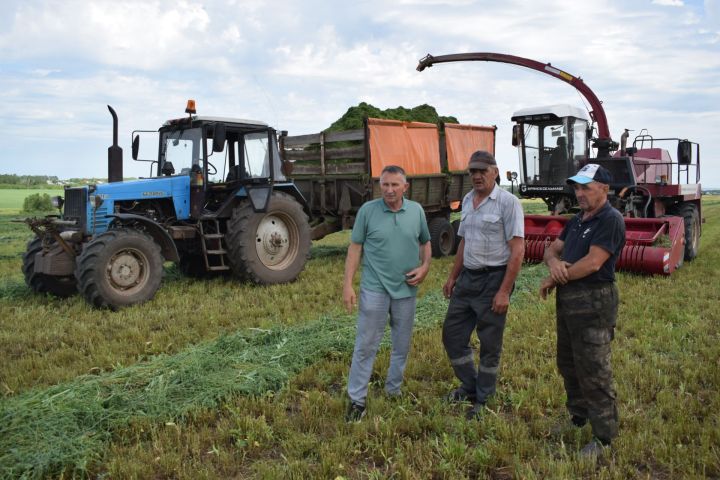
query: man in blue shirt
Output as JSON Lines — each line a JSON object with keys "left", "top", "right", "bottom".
{"left": 343, "top": 165, "right": 431, "bottom": 422}
{"left": 540, "top": 163, "right": 626, "bottom": 457}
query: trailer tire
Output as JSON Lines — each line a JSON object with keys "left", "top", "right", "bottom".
{"left": 22, "top": 236, "right": 77, "bottom": 297}
{"left": 226, "top": 192, "right": 311, "bottom": 284}
{"left": 450, "top": 219, "right": 461, "bottom": 255}
{"left": 429, "top": 217, "right": 455, "bottom": 258}
{"left": 671, "top": 203, "right": 700, "bottom": 262}
{"left": 75, "top": 228, "right": 164, "bottom": 310}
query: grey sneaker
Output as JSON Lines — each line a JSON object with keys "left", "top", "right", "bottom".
{"left": 345, "top": 401, "right": 366, "bottom": 422}
{"left": 580, "top": 438, "right": 609, "bottom": 458}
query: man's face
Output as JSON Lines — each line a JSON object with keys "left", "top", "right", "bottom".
{"left": 380, "top": 171, "right": 408, "bottom": 206}
{"left": 573, "top": 181, "right": 608, "bottom": 212}
{"left": 469, "top": 167, "right": 498, "bottom": 195}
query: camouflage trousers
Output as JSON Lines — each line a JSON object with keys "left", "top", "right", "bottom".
{"left": 556, "top": 281, "right": 619, "bottom": 443}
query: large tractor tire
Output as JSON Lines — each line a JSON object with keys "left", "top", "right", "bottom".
{"left": 22, "top": 236, "right": 77, "bottom": 297}
{"left": 670, "top": 203, "right": 701, "bottom": 262}
{"left": 75, "top": 228, "right": 164, "bottom": 310}
{"left": 428, "top": 217, "right": 455, "bottom": 258}
{"left": 226, "top": 192, "right": 311, "bottom": 284}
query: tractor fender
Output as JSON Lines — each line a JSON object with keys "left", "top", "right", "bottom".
{"left": 215, "top": 183, "right": 311, "bottom": 219}
{"left": 271, "top": 183, "right": 311, "bottom": 218}
{"left": 107, "top": 213, "right": 180, "bottom": 262}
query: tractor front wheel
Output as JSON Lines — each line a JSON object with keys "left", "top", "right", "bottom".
{"left": 672, "top": 203, "right": 701, "bottom": 262}
{"left": 226, "top": 192, "right": 311, "bottom": 284}
{"left": 22, "top": 236, "right": 77, "bottom": 297}
{"left": 75, "top": 228, "right": 164, "bottom": 309}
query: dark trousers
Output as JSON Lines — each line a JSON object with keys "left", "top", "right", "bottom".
{"left": 556, "top": 282, "right": 619, "bottom": 443}
{"left": 442, "top": 268, "right": 508, "bottom": 403}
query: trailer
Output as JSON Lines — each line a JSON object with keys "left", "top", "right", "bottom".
{"left": 280, "top": 117, "right": 497, "bottom": 257}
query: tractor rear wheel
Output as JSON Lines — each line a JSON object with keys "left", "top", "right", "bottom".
{"left": 226, "top": 192, "right": 311, "bottom": 284}
{"left": 22, "top": 236, "right": 77, "bottom": 297}
{"left": 671, "top": 203, "right": 700, "bottom": 262}
{"left": 428, "top": 217, "right": 455, "bottom": 258}
{"left": 75, "top": 228, "right": 164, "bottom": 309}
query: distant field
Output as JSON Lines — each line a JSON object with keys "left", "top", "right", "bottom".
{"left": 0, "top": 189, "right": 63, "bottom": 213}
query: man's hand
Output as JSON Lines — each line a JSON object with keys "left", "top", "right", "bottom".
{"left": 539, "top": 276, "right": 556, "bottom": 300}
{"left": 443, "top": 277, "right": 456, "bottom": 299}
{"left": 405, "top": 264, "right": 429, "bottom": 287}
{"left": 548, "top": 259, "right": 572, "bottom": 285}
{"left": 492, "top": 290, "right": 510, "bottom": 314}
{"left": 343, "top": 284, "right": 357, "bottom": 313}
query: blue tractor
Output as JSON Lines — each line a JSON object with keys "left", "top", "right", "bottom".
{"left": 23, "top": 101, "right": 311, "bottom": 309}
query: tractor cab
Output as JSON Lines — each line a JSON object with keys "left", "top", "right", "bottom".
{"left": 510, "top": 104, "right": 591, "bottom": 213}
{"left": 132, "top": 100, "right": 286, "bottom": 217}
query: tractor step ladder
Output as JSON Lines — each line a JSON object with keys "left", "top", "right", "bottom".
{"left": 199, "top": 219, "right": 230, "bottom": 272}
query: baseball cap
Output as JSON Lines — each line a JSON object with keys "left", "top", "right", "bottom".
{"left": 467, "top": 151, "right": 497, "bottom": 170}
{"left": 566, "top": 164, "right": 613, "bottom": 185}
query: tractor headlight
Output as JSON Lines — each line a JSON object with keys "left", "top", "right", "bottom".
{"left": 51, "top": 195, "right": 64, "bottom": 209}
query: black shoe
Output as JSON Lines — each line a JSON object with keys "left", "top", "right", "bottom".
{"left": 345, "top": 401, "right": 366, "bottom": 422}
{"left": 465, "top": 402, "right": 486, "bottom": 420}
{"left": 571, "top": 415, "right": 588, "bottom": 427}
{"left": 446, "top": 387, "right": 476, "bottom": 404}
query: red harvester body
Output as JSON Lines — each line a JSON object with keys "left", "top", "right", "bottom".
{"left": 417, "top": 52, "right": 702, "bottom": 275}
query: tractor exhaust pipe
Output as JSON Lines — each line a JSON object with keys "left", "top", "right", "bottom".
{"left": 107, "top": 105, "right": 123, "bottom": 183}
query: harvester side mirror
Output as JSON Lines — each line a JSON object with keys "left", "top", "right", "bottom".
{"left": 678, "top": 140, "right": 692, "bottom": 165}
{"left": 511, "top": 124, "right": 521, "bottom": 147}
{"left": 132, "top": 135, "right": 140, "bottom": 160}
{"left": 212, "top": 124, "right": 226, "bottom": 152}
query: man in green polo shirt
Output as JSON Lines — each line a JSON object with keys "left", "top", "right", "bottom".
{"left": 343, "top": 165, "right": 432, "bottom": 422}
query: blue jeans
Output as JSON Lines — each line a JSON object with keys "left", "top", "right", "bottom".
{"left": 347, "top": 288, "right": 417, "bottom": 405}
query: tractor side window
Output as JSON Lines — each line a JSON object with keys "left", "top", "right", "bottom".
{"left": 243, "top": 132, "right": 270, "bottom": 179}
{"left": 521, "top": 125, "right": 540, "bottom": 184}
{"left": 206, "top": 137, "right": 228, "bottom": 184}
{"left": 571, "top": 118, "right": 589, "bottom": 169}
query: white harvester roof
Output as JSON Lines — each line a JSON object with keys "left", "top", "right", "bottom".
{"left": 511, "top": 104, "right": 590, "bottom": 122}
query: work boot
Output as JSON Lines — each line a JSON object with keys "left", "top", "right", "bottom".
{"left": 446, "top": 387, "right": 476, "bottom": 404}
{"left": 345, "top": 401, "right": 366, "bottom": 423}
{"left": 465, "top": 402, "right": 486, "bottom": 420}
{"left": 550, "top": 415, "right": 587, "bottom": 437}
{"left": 580, "top": 438, "right": 609, "bottom": 458}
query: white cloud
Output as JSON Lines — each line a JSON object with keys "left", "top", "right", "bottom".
{"left": 652, "top": 0, "right": 684, "bottom": 6}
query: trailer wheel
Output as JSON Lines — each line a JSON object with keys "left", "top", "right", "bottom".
{"left": 22, "top": 236, "right": 77, "bottom": 297}
{"left": 75, "top": 228, "right": 164, "bottom": 310}
{"left": 450, "top": 219, "right": 461, "bottom": 255}
{"left": 671, "top": 203, "right": 700, "bottom": 262}
{"left": 226, "top": 192, "right": 311, "bottom": 284}
{"left": 428, "top": 217, "right": 455, "bottom": 258}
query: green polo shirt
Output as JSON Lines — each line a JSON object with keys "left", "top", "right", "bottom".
{"left": 351, "top": 198, "right": 431, "bottom": 299}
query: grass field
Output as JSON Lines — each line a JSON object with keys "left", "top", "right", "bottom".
{"left": 0, "top": 196, "right": 718, "bottom": 479}
{"left": 0, "top": 189, "right": 64, "bottom": 214}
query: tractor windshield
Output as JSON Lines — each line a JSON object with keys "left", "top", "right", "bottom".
{"left": 160, "top": 127, "right": 203, "bottom": 176}
{"left": 518, "top": 119, "right": 583, "bottom": 186}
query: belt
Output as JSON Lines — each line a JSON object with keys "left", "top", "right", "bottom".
{"left": 465, "top": 265, "right": 507, "bottom": 274}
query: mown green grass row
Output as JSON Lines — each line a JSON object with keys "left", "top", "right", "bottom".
{"left": 0, "top": 199, "right": 718, "bottom": 478}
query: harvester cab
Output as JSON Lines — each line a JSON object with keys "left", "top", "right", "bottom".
{"left": 510, "top": 104, "right": 591, "bottom": 214}
{"left": 23, "top": 101, "right": 311, "bottom": 310}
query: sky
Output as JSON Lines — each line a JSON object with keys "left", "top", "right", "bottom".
{"left": 1, "top": 0, "right": 719, "bottom": 187}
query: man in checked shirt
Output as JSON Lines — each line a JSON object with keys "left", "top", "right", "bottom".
{"left": 442, "top": 150, "right": 525, "bottom": 420}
